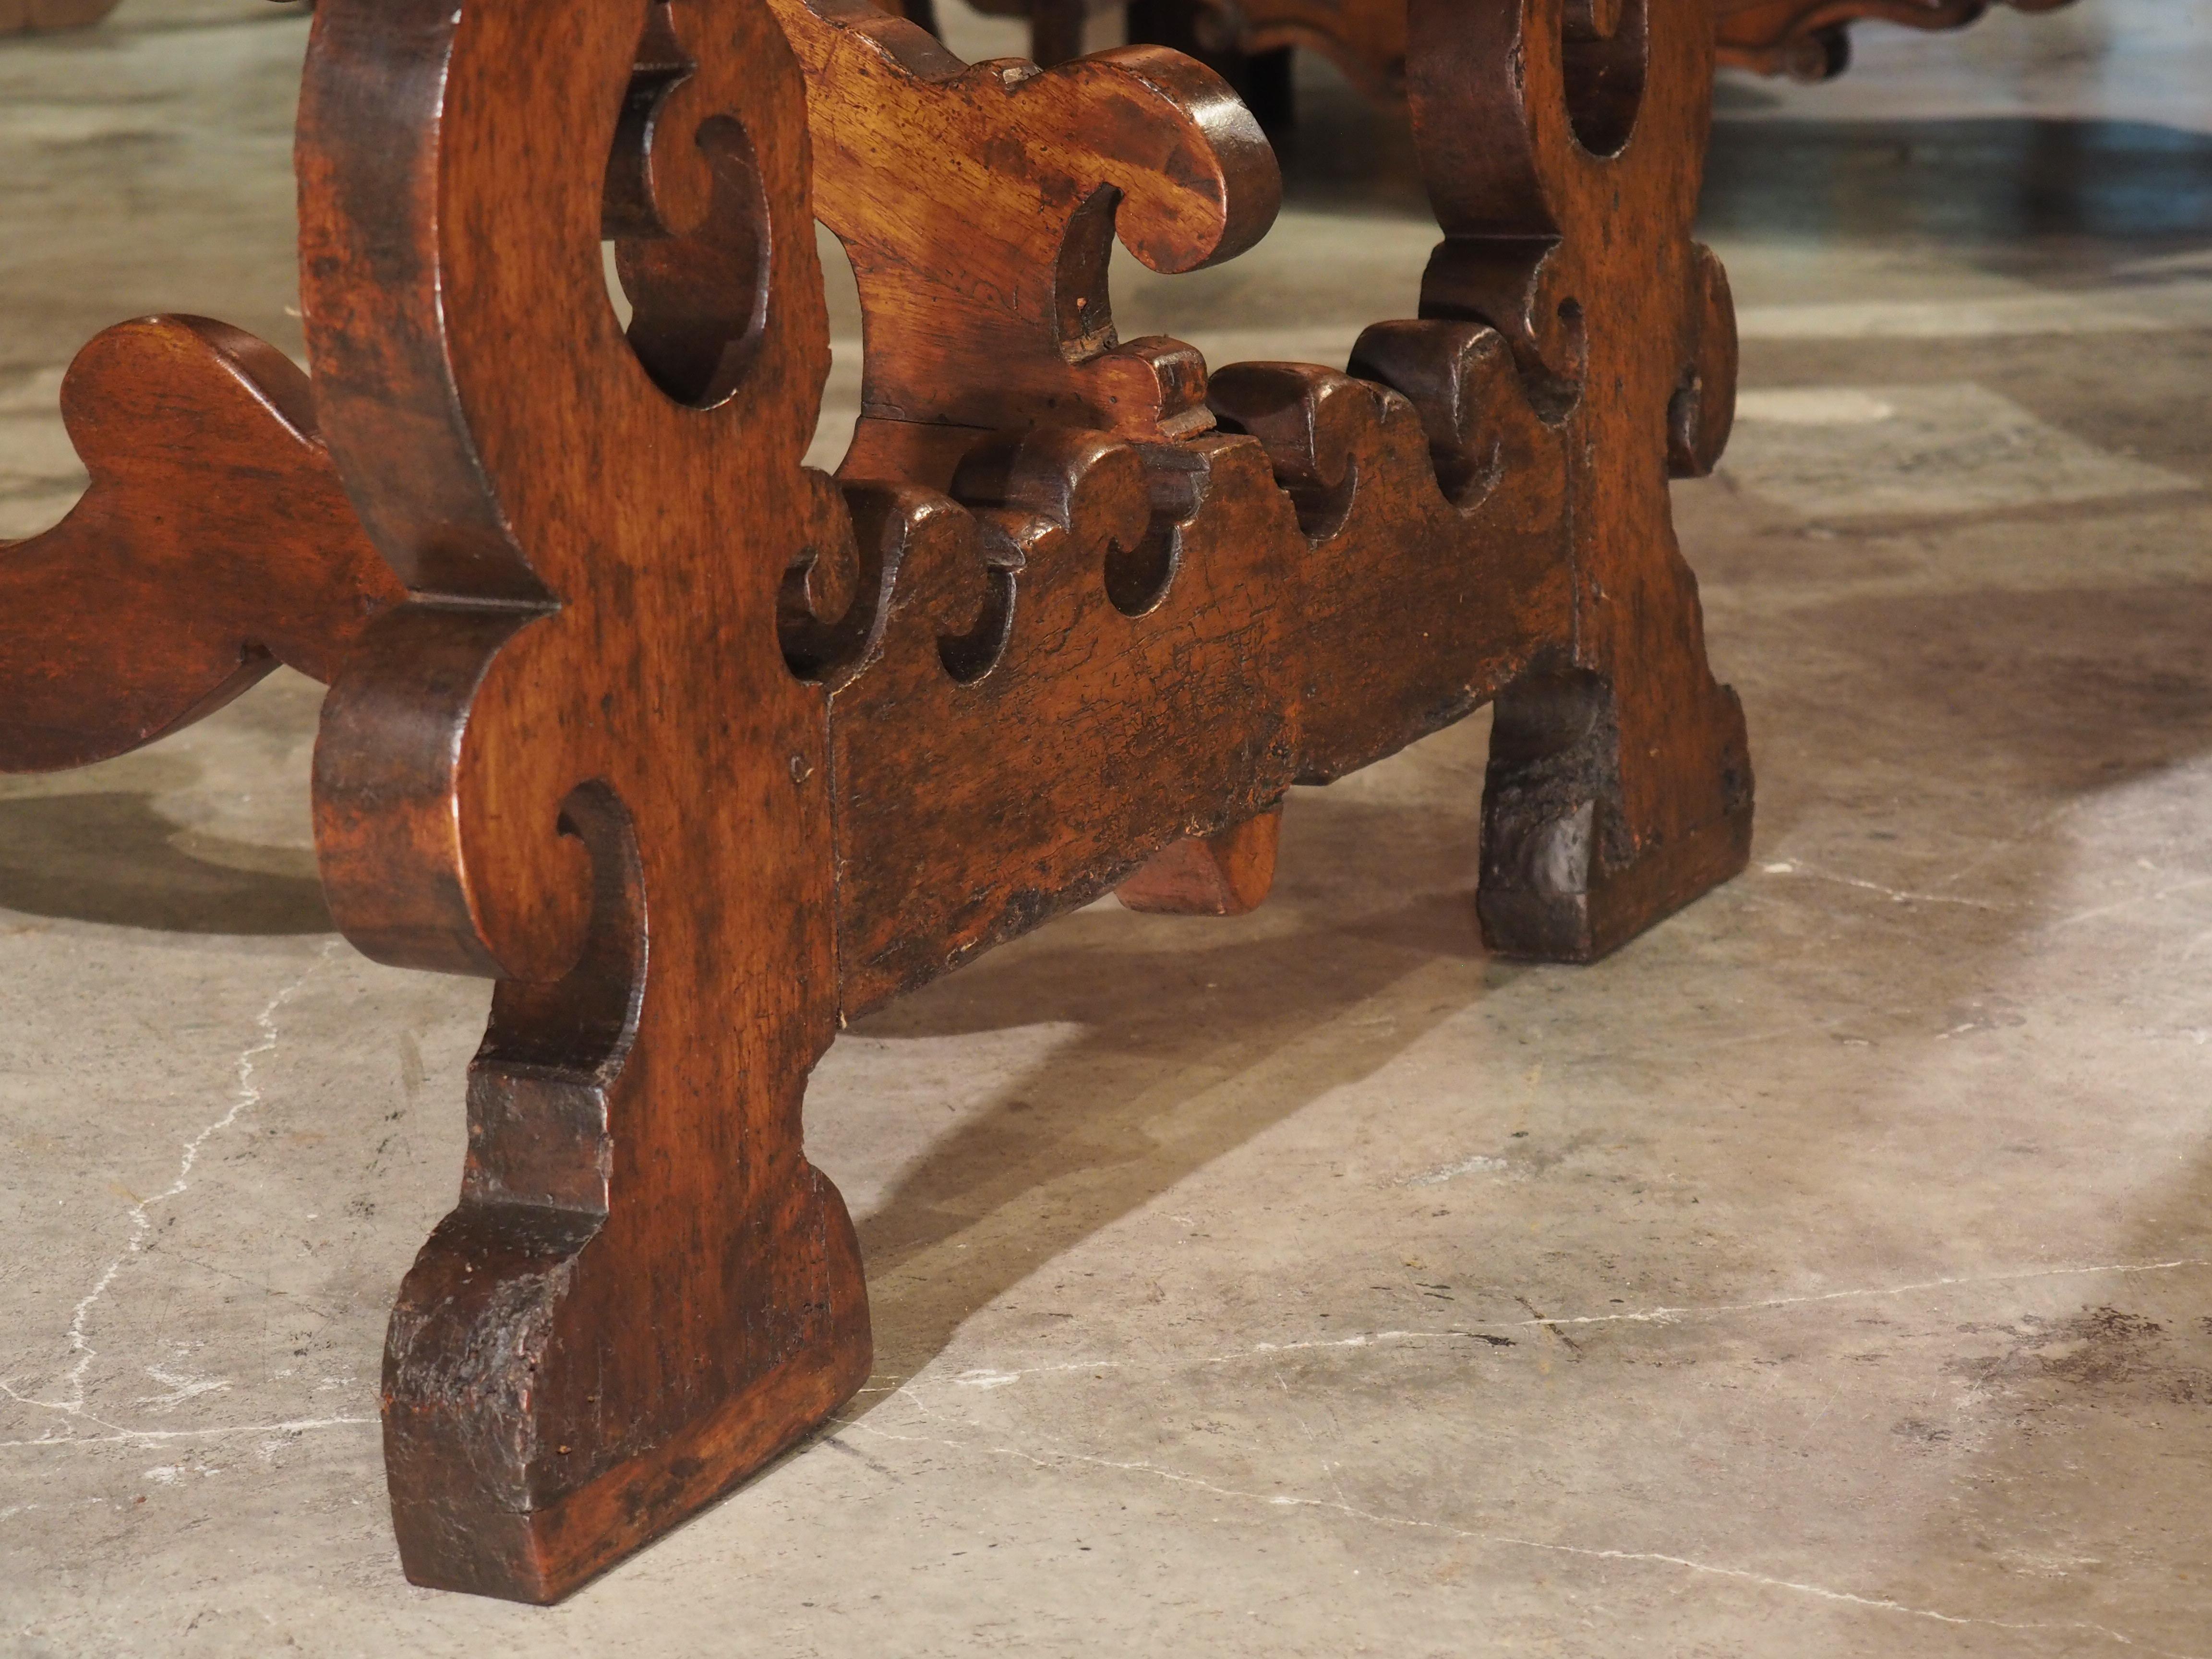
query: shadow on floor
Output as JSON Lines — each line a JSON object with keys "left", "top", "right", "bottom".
{"left": 833, "top": 787, "right": 1502, "bottom": 1378}
{"left": 0, "top": 789, "right": 329, "bottom": 933}
{"left": 833, "top": 572, "right": 2212, "bottom": 1395}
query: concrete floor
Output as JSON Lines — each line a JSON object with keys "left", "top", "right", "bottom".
{"left": 3, "top": 0, "right": 2211, "bottom": 1653}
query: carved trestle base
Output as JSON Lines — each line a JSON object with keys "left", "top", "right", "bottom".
{"left": 0, "top": 0, "right": 1751, "bottom": 1603}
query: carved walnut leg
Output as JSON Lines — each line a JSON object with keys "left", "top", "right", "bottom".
{"left": 1477, "top": 243, "right": 1749, "bottom": 962}
{"left": 298, "top": 0, "right": 867, "bottom": 1601}
{"left": 1405, "top": 0, "right": 1751, "bottom": 962}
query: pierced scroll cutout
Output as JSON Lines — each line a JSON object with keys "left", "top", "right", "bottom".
{"left": 603, "top": 0, "right": 776, "bottom": 407}
{"left": 770, "top": 0, "right": 1279, "bottom": 478}
{"left": 1561, "top": 0, "right": 1647, "bottom": 159}
{"left": 300, "top": 0, "right": 861, "bottom": 1601}
{"left": 0, "top": 0, "right": 1758, "bottom": 1602}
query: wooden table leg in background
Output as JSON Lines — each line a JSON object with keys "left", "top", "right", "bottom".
{"left": 0, "top": 0, "right": 123, "bottom": 33}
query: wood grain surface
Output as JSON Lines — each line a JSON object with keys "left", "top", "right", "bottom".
{"left": 0, "top": 0, "right": 1753, "bottom": 1600}
{"left": 0, "top": 316, "right": 399, "bottom": 770}
{"left": 298, "top": 0, "right": 867, "bottom": 1599}
{"left": 776, "top": 0, "right": 1278, "bottom": 482}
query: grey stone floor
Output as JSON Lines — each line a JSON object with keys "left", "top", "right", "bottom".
{"left": 3, "top": 0, "right": 2211, "bottom": 1653}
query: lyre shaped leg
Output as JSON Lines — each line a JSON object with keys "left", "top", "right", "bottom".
{"left": 299, "top": 0, "right": 867, "bottom": 1600}
{"left": 1404, "top": 0, "right": 1753, "bottom": 961}
{"left": 363, "top": 779, "right": 868, "bottom": 1598}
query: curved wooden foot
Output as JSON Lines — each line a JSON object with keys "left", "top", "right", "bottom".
{"left": 1477, "top": 671, "right": 1751, "bottom": 962}
{"left": 377, "top": 789, "right": 869, "bottom": 1604}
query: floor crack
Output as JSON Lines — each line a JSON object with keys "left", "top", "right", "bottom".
{"left": 3, "top": 944, "right": 336, "bottom": 1424}
{"left": 837, "top": 1417, "right": 2203, "bottom": 1657}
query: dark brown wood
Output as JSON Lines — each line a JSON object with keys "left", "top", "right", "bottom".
{"left": 870, "top": 0, "right": 937, "bottom": 31}
{"left": 1405, "top": 0, "right": 1752, "bottom": 958}
{"left": 775, "top": 0, "right": 1277, "bottom": 484}
{"left": 0, "top": 0, "right": 1752, "bottom": 1603}
{"left": 1122, "top": 0, "right": 1298, "bottom": 132}
{"left": 1028, "top": 0, "right": 1088, "bottom": 62}
{"left": 1067, "top": 0, "right": 2076, "bottom": 96}
{"left": 1183, "top": 0, "right": 1406, "bottom": 99}
{"left": 296, "top": 0, "right": 868, "bottom": 1599}
{"left": 0, "top": 315, "right": 400, "bottom": 769}
{"left": 804, "top": 0, "right": 1747, "bottom": 997}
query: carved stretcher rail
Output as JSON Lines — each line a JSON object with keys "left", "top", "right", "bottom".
{"left": 0, "top": 0, "right": 1748, "bottom": 1601}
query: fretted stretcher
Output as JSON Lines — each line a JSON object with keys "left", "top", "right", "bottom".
{"left": 0, "top": 0, "right": 1750, "bottom": 1600}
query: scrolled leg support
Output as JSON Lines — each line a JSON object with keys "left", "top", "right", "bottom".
{"left": 298, "top": 0, "right": 871, "bottom": 1601}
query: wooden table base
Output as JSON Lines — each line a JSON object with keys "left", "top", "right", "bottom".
{"left": 0, "top": 0, "right": 1750, "bottom": 1601}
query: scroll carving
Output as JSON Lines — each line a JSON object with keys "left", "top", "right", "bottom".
{"left": 0, "top": 0, "right": 1752, "bottom": 1600}
{"left": 772, "top": 0, "right": 1279, "bottom": 480}
{"left": 0, "top": 316, "right": 399, "bottom": 771}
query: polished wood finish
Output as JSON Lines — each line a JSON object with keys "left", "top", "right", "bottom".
{"left": 773, "top": 0, "right": 1276, "bottom": 481}
{"left": 0, "top": 315, "right": 399, "bottom": 769}
{"left": 297, "top": 0, "right": 867, "bottom": 1599}
{"left": 0, "top": 0, "right": 1750, "bottom": 1602}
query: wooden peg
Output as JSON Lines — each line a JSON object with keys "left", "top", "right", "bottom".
{"left": 1117, "top": 806, "right": 1282, "bottom": 914}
